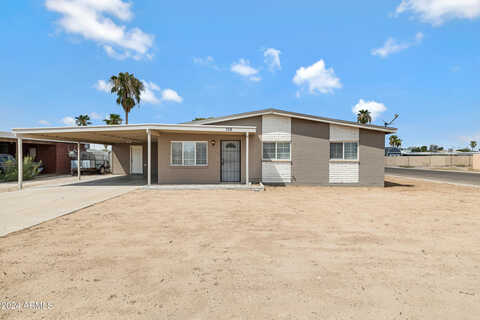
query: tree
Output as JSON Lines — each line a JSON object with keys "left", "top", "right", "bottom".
{"left": 357, "top": 109, "right": 372, "bottom": 124}
{"left": 110, "top": 72, "right": 144, "bottom": 124}
{"left": 389, "top": 135, "right": 402, "bottom": 148}
{"left": 470, "top": 141, "right": 477, "bottom": 151}
{"left": 420, "top": 146, "right": 428, "bottom": 152}
{"left": 75, "top": 114, "right": 91, "bottom": 126}
{"left": 103, "top": 113, "right": 123, "bottom": 125}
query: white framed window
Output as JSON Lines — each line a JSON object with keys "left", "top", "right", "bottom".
{"left": 170, "top": 141, "right": 208, "bottom": 166}
{"left": 330, "top": 142, "right": 358, "bottom": 160}
{"left": 262, "top": 142, "right": 291, "bottom": 161}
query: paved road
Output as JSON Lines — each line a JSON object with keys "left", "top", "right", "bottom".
{"left": 385, "top": 167, "right": 480, "bottom": 186}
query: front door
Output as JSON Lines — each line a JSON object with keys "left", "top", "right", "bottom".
{"left": 130, "top": 145, "right": 143, "bottom": 174}
{"left": 221, "top": 141, "right": 241, "bottom": 182}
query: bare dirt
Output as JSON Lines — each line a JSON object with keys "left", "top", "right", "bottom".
{"left": 1, "top": 177, "right": 480, "bottom": 319}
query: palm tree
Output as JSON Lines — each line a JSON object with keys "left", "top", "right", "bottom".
{"left": 103, "top": 113, "right": 123, "bottom": 125}
{"left": 470, "top": 140, "right": 477, "bottom": 151}
{"left": 389, "top": 135, "right": 402, "bottom": 148}
{"left": 75, "top": 114, "right": 91, "bottom": 126}
{"left": 357, "top": 109, "right": 372, "bottom": 124}
{"left": 109, "top": 72, "right": 144, "bottom": 124}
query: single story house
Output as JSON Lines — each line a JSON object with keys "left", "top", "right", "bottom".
{"left": 12, "top": 108, "right": 396, "bottom": 189}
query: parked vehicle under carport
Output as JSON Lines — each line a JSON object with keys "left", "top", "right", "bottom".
{"left": 69, "top": 150, "right": 110, "bottom": 175}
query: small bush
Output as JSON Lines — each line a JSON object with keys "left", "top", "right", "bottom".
{"left": 0, "top": 157, "right": 41, "bottom": 182}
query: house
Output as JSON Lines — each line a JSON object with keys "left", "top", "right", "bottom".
{"left": 0, "top": 131, "right": 84, "bottom": 174}
{"left": 12, "top": 108, "right": 396, "bottom": 188}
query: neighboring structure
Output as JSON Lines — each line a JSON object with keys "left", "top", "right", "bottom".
{"left": 12, "top": 108, "right": 396, "bottom": 188}
{"left": 0, "top": 131, "right": 84, "bottom": 174}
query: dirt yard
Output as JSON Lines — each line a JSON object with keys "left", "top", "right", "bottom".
{"left": 1, "top": 177, "right": 480, "bottom": 319}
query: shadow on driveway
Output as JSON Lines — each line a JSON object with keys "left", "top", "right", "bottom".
{"left": 63, "top": 175, "right": 147, "bottom": 187}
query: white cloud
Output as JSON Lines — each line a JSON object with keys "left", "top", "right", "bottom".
{"left": 61, "top": 116, "right": 75, "bottom": 126}
{"left": 264, "top": 48, "right": 281, "bottom": 72}
{"left": 396, "top": 0, "right": 480, "bottom": 25}
{"left": 38, "top": 120, "right": 50, "bottom": 125}
{"left": 372, "top": 32, "right": 424, "bottom": 58}
{"left": 45, "top": 0, "right": 154, "bottom": 60}
{"left": 193, "top": 56, "right": 220, "bottom": 70}
{"left": 231, "top": 59, "right": 261, "bottom": 81}
{"left": 94, "top": 79, "right": 113, "bottom": 92}
{"left": 352, "top": 99, "right": 387, "bottom": 121}
{"left": 141, "top": 81, "right": 182, "bottom": 104}
{"left": 161, "top": 88, "right": 183, "bottom": 103}
{"left": 292, "top": 59, "right": 341, "bottom": 95}
{"left": 89, "top": 112, "right": 103, "bottom": 120}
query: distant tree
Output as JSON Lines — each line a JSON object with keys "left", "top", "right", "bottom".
{"left": 357, "top": 109, "right": 372, "bottom": 124}
{"left": 389, "top": 135, "right": 402, "bottom": 148}
{"left": 110, "top": 72, "right": 144, "bottom": 124}
{"left": 103, "top": 113, "right": 123, "bottom": 125}
{"left": 420, "top": 146, "right": 428, "bottom": 152}
{"left": 429, "top": 144, "right": 443, "bottom": 152}
{"left": 457, "top": 148, "right": 471, "bottom": 152}
{"left": 470, "top": 141, "right": 477, "bottom": 151}
{"left": 75, "top": 114, "right": 91, "bottom": 126}
{"left": 192, "top": 116, "right": 214, "bottom": 121}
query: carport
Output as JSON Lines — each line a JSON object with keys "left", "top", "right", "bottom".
{"left": 12, "top": 124, "right": 256, "bottom": 190}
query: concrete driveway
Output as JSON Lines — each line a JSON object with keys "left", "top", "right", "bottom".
{"left": 0, "top": 175, "right": 144, "bottom": 236}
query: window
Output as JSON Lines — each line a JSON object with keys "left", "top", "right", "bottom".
{"left": 330, "top": 142, "right": 358, "bottom": 160}
{"left": 170, "top": 142, "right": 208, "bottom": 166}
{"left": 262, "top": 142, "right": 291, "bottom": 160}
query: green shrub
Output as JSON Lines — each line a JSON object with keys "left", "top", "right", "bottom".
{"left": 0, "top": 157, "right": 41, "bottom": 182}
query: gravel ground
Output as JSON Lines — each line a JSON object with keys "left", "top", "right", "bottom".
{"left": 1, "top": 177, "right": 479, "bottom": 319}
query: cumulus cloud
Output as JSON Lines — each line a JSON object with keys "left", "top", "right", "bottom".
{"left": 372, "top": 32, "right": 424, "bottom": 58}
{"left": 45, "top": 0, "right": 154, "bottom": 60}
{"left": 352, "top": 99, "right": 387, "bottom": 121}
{"left": 292, "top": 59, "right": 341, "bottom": 95}
{"left": 61, "top": 116, "right": 75, "bottom": 126}
{"left": 38, "top": 120, "right": 50, "bottom": 125}
{"left": 264, "top": 48, "right": 281, "bottom": 72}
{"left": 231, "top": 59, "right": 261, "bottom": 82}
{"left": 396, "top": 0, "right": 480, "bottom": 25}
{"left": 94, "top": 79, "right": 113, "bottom": 92}
{"left": 141, "top": 81, "right": 182, "bottom": 104}
{"left": 89, "top": 112, "right": 103, "bottom": 120}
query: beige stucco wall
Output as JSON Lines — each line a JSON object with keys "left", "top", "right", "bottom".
{"left": 111, "top": 144, "right": 130, "bottom": 175}
{"left": 385, "top": 155, "right": 473, "bottom": 168}
{"left": 157, "top": 133, "right": 248, "bottom": 184}
{"left": 359, "top": 129, "right": 386, "bottom": 187}
{"left": 472, "top": 154, "right": 480, "bottom": 170}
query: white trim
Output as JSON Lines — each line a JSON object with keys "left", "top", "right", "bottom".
{"left": 197, "top": 110, "right": 396, "bottom": 133}
{"left": 12, "top": 124, "right": 257, "bottom": 134}
{"left": 130, "top": 145, "right": 143, "bottom": 174}
{"left": 169, "top": 141, "right": 208, "bottom": 166}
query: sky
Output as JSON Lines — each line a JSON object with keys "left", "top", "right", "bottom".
{"left": 1, "top": 0, "right": 480, "bottom": 149}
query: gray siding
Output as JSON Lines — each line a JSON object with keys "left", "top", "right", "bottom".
{"left": 210, "top": 116, "right": 262, "bottom": 183}
{"left": 359, "top": 129, "right": 385, "bottom": 186}
{"left": 291, "top": 118, "right": 330, "bottom": 185}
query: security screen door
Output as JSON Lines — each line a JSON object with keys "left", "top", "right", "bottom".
{"left": 221, "top": 141, "right": 241, "bottom": 182}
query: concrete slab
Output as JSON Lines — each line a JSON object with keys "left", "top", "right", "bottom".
{"left": 0, "top": 176, "right": 142, "bottom": 236}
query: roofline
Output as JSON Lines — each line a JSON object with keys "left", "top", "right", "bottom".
{"left": 12, "top": 123, "right": 257, "bottom": 134}
{"left": 190, "top": 108, "right": 397, "bottom": 133}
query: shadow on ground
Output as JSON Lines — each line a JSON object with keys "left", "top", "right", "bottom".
{"left": 63, "top": 175, "right": 148, "bottom": 187}
{"left": 384, "top": 180, "right": 415, "bottom": 188}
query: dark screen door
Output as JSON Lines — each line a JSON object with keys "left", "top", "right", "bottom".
{"left": 221, "top": 141, "right": 241, "bottom": 182}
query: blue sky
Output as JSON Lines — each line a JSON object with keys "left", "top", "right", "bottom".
{"left": 1, "top": 0, "right": 480, "bottom": 148}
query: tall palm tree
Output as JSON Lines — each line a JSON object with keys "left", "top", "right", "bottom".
{"left": 103, "top": 113, "right": 123, "bottom": 125}
{"left": 75, "top": 114, "right": 91, "bottom": 126}
{"left": 109, "top": 72, "right": 144, "bottom": 124}
{"left": 389, "top": 135, "right": 402, "bottom": 148}
{"left": 357, "top": 109, "right": 372, "bottom": 124}
{"left": 470, "top": 140, "right": 477, "bottom": 151}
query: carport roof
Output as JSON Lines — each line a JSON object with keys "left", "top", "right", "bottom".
{"left": 12, "top": 123, "right": 257, "bottom": 144}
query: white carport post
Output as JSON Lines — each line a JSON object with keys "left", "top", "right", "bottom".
{"left": 245, "top": 132, "right": 249, "bottom": 185}
{"left": 147, "top": 129, "right": 151, "bottom": 186}
{"left": 17, "top": 136, "right": 23, "bottom": 190}
{"left": 77, "top": 142, "right": 81, "bottom": 181}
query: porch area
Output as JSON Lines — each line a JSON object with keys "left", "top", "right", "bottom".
{"left": 12, "top": 123, "right": 257, "bottom": 190}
